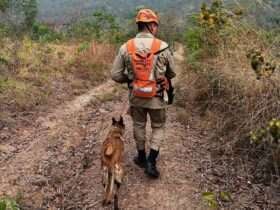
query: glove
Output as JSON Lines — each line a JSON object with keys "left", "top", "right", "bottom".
{"left": 167, "top": 79, "right": 175, "bottom": 105}
{"left": 156, "top": 76, "right": 169, "bottom": 93}
{"left": 127, "top": 79, "right": 133, "bottom": 89}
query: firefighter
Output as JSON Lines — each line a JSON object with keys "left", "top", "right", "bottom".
{"left": 111, "top": 9, "right": 176, "bottom": 178}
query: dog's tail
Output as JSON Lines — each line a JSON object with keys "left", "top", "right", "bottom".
{"left": 104, "top": 144, "right": 114, "bottom": 156}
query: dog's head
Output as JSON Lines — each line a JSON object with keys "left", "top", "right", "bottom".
{"left": 112, "top": 116, "right": 125, "bottom": 135}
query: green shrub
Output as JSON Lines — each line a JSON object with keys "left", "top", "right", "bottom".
{"left": 0, "top": 24, "right": 9, "bottom": 37}
{"left": 67, "top": 10, "right": 127, "bottom": 44}
{"left": 0, "top": 0, "right": 9, "bottom": 12}
{"left": 77, "top": 42, "right": 90, "bottom": 54}
{"left": 184, "top": 0, "right": 234, "bottom": 67}
{"left": 31, "top": 22, "right": 62, "bottom": 42}
{"left": 0, "top": 56, "right": 9, "bottom": 66}
{"left": 0, "top": 197, "right": 20, "bottom": 210}
{"left": 184, "top": 27, "right": 204, "bottom": 54}
{"left": 0, "top": 76, "right": 10, "bottom": 92}
{"left": 250, "top": 119, "right": 280, "bottom": 144}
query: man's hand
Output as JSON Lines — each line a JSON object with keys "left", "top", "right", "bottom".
{"left": 167, "top": 79, "right": 175, "bottom": 105}
{"left": 156, "top": 76, "right": 169, "bottom": 92}
{"left": 127, "top": 79, "right": 133, "bottom": 89}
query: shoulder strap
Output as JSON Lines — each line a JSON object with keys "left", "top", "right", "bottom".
{"left": 151, "top": 38, "right": 162, "bottom": 54}
{"left": 127, "top": 38, "right": 161, "bottom": 54}
{"left": 155, "top": 46, "right": 169, "bottom": 55}
{"left": 127, "top": 39, "right": 136, "bottom": 54}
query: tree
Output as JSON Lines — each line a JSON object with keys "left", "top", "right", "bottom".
{"left": 0, "top": 0, "right": 38, "bottom": 34}
{"left": 68, "top": 9, "right": 125, "bottom": 43}
{"left": 0, "top": 0, "right": 10, "bottom": 12}
{"left": 22, "top": 0, "right": 37, "bottom": 28}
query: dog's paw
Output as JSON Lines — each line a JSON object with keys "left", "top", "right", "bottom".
{"left": 102, "top": 199, "right": 111, "bottom": 206}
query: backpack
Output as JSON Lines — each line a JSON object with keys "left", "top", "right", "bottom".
{"left": 127, "top": 38, "right": 161, "bottom": 98}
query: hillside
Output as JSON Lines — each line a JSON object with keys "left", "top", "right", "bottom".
{"left": 37, "top": 0, "right": 280, "bottom": 28}
{"left": 37, "top": 0, "right": 209, "bottom": 24}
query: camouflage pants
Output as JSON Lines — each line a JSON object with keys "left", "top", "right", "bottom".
{"left": 130, "top": 107, "right": 166, "bottom": 151}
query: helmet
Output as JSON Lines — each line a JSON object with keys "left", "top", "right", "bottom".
{"left": 136, "top": 9, "right": 159, "bottom": 25}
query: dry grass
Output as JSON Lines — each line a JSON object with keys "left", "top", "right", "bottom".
{"left": 67, "top": 41, "right": 115, "bottom": 85}
{"left": 0, "top": 37, "right": 116, "bottom": 126}
{"left": 179, "top": 24, "right": 280, "bottom": 208}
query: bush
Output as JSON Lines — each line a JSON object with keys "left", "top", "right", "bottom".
{"left": 184, "top": 27, "right": 204, "bottom": 55}
{"left": 184, "top": 1, "right": 231, "bottom": 66}
{"left": 0, "top": 24, "right": 9, "bottom": 37}
{"left": 0, "top": 0, "right": 9, "bottom": 12}
{"left": 67, "top": 10, "right": 126, "bottom": 44}
{"left": 0, "top": 197, "right": 20, "bottom": 210}
{"left": 31, "top": 22, "right": 62, "bottom": 42}
{"left": 180, "top": 1, "right": 280, "bottom": 208}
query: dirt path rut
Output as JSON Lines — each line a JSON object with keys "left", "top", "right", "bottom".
{"left": 0, "top": 45, "right": 204, "bottom": 209}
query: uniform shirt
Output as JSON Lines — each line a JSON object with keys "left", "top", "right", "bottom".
{"left": 111, "top": 32, "right": 176, "bottom": 109}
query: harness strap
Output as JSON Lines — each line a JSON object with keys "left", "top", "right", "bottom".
{"left": 127, "top": 38, "right": 161, "bottom": 54}
{"left": 127, "top": 39, "right": 136, "bottom": 54}
{"left": 150, "top": 38, "right": 161, "bottom": 54}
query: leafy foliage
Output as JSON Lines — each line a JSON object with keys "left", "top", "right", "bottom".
{"left": 246, "top": 49, "right": 278, "bottom": 79}
{"left": 22, "top": 0, "right": 37, "bottom": 27}
{"left": 0, "top": 0, "right": 9, "bottom": 12}
{"left": 77, "top": 42, "right": 90, "bottom": 53}
{"left": 0, "top": 197, "right": 20, "bottom": 210}
{"left": 250, "top": 119, "right": 280, "bottom": 144}
{"left": 0, "top": 0, "right": 38, "bottom": 34}
{"left": 199, "top": 0, "right": 227, "bottom": 28}
{"left": 68, "top": 10, "right": 126, "bottom": 44}
{"left": 202, "top": 192, "right": 218, "bottom": 209}
{"left": 202, "top": 191, "right": 232, "bottom": 209}
{"left": 184, "top": 1, "right": 230, "bottom": 65}
{"left": 0, "top": 23, "right": 9, "bottom": 37}
{"left": 31, "top": 22, "right": 62, "bottom": 42}
{"left": 184, "top": 26, "right": 204, "bottom": 63}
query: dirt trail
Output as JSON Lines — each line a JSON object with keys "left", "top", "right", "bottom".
{"left": 0, "top": 45, "right": 205, "bottom": 209}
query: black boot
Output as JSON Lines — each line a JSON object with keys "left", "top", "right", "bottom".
{"left": 133, "top": 149, "right": 147, "bottom": 168}
{"left": 145, "top": 149, "right": 160, "bottom": 178}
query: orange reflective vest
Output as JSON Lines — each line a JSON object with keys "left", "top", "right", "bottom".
{"left": 127, "top": 38, "right": 161, "bottom": 98}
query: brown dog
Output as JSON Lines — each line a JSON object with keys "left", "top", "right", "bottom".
{"left": 101, "top": 116, "right": 125, "bottom": 210}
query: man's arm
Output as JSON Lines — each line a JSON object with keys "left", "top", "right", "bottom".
{"left": 111, "top": 45, "right": 129, "bottom": 83}
{"left": 165, "top": 48, "right": 176, "bottom": 80}
{"left": 164, "top": 48, "right": 176, "bottom": 104}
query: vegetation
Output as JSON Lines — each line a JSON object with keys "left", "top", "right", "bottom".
{"left": 67, "top": 10, "right": 126, "bottom": 44}
{"left": 0, "top": 1, "right": 117, "bottom": 128}
{"left": 31, "top": 22, "right": 62, "bottom": 42}
{"left": 0, "top": 197, "right": 20, "bottom": 210}
{"left": 178, "top": 0, "right": 279, "bottom": 208}
{"left": 36, "top": 0, "right": 203, "bottom": 24}
{"left": 0, "top": 0, "right": 37, "bottom": 35}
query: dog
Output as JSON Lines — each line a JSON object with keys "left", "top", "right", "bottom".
{"left": 101, "top": 116, "right": 125, "bottom": 210}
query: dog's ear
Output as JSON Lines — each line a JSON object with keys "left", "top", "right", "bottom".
{"left": 119, "top": 116, "right": 124, "bottom": 127}
{"left": 112, "top": 117, "right": 117, "bottom": 125}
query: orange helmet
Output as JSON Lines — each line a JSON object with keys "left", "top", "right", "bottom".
{"left": 136, "top": 9, "right": 159, "bottom": 25}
